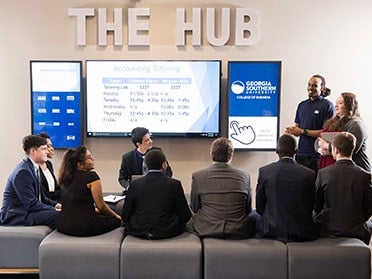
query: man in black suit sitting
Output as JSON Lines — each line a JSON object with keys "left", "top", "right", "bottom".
{"left": 118, "top": 127, "right": 172, "bottom": 192}
{"left": 121, "top": 149, "right": 191, "bottom": 239}
{"left": 255, "top": 134, "right": 317, "bottom": 242}
{"left": 314, "top": 131, "right": 372, "bottom": 244}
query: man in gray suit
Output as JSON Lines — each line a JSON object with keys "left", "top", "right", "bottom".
{"left": 314, "top": 131, "right": 372, "bottom": 244}
{"left": 186, "top": 137, "right": 254, "bottom": 239}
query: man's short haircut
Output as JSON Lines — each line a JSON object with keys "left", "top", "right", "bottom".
{"left": 131, "top": 127, "right": 150, "bottom": 147}
{"left": 144, "top": 149, "right": 166, "bottom": 170}
{"left": 332, "top": 132, "right": 356, "bottom": 157}
{"left": 211, "top": 137, "right": 233, "bottom": 163}
{"left": 312, "top": 74, "right": 331, "bottom": 97}
{"left": 276, "top": 134, "right": 297, "bottom": 157}
{"left": 38, "top": 132, "right": 51, "bottom": 139}
{"left": 23, "top": 135, "right": 47, "bottom": 154}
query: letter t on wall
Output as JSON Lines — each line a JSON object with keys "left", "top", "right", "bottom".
{"left": 68, "top": 8, "right": 95, "bottom": 46}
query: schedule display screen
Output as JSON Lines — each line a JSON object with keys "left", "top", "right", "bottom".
{"left": 86, "top": 60, "right": 221, "bottom": 138}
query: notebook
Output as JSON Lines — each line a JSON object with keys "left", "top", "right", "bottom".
{"left": 103, "top": 194, "right": 125, "bottom": 204}
{"left": 320, "top": 132, "right": 341, "bottom": 143}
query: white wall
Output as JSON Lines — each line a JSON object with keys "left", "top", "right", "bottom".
{"left": 1, "top": 0, "right": 372, "bottom": 208}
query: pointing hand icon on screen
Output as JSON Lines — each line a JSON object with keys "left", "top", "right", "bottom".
{"left": 230, "top": 121, "right": 256, "bottom": 145}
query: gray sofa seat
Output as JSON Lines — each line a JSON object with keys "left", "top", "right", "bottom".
{"left": 39, "top": 227, "right": 123, "bottom": 279}
{"left": 0, "top": 225, "right": 52, "bottom": 269}
{"left": 287, "top": 237, "right": 371, "bottom": 279}
{"left": 203, "top": 238, "right": 288, "bottom": 279}
{"left": 121, "top": 232, "right": 202, "bottom": 279}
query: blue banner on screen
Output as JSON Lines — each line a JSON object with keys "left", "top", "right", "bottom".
{"left": 228, "top": 61, "right": 281, "bottom": 150}
{"left": 30, "top": 61, "right": 83, "bottom": 149}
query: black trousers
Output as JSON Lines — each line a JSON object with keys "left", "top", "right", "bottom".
{"left": 295, "top": 155, "right": 319, "bottom": 173}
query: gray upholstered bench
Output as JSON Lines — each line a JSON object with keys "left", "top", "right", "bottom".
{"left": 0, "top": 225, "right": 52, "bottom": 273}
{"left": 121, "top": 232, "right": 202, "bottom": 279}
{"left": 203, "top": 238, "right": 288, "bottom": 279}
{"left": 39, "top": 227, "right": 123, "bottom": 279}
{"left": 287, "top": 237, "right": 371, "bottom": 279}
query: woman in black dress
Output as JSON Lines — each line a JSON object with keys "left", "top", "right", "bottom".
{"left": 57, "top": 146, "right": 122, "bottom": 236}
{"left": 38, "top": 132, "right": 61, "bottom": 202}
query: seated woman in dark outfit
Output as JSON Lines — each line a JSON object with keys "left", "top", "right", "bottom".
{"left": 38, "top": 132, "right": 61, "bottom": 202}
{"left": 57, "top": 146, "right": 122, "bottom": 236}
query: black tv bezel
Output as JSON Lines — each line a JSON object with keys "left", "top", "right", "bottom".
{"left": 227, "top": 60, "right": 282, "bottom": 151}
{"left": 85, "top": 59, "right": 222, "bottom": 139}
{"left": 30, "top": 60, "right": 83, "bottom": 149}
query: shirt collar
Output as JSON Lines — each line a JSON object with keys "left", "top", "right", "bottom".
{"left": 147, "top": 169, "right": 162, "bottom": 173}
{"left": 28, "top": 157, "right": 39, "bottom": 172}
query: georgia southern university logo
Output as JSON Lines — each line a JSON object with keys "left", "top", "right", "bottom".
{"left": 231, "top": 80, "right": 245, "bottom": 94}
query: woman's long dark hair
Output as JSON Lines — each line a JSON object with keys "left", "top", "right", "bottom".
{"left": 324, "top": 92, "right": 360, "bottom": 131}
{"left": 58, "top": 146, "right": 87, "bottom": 187}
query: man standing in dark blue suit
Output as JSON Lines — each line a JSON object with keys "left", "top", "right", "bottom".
{"left": 0, "top": 135, "right": 61, "bottom": 228}
{"left": 255, "top": 134, "right": 317, "bottom": 242}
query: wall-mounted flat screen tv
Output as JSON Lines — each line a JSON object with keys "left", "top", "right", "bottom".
{"left": 86, "top": 60, "right": 221, "bottom": 138}
{"left": 30, "top": 61, "right": 83, "bottom": 149}
{"left": 227, "top": 61, "right": 281, "bottom": 151}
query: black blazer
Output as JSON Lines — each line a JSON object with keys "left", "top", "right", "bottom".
{"left": 122, "top": 172, "right": 191, "bottom": 239}
{"left": 256, "top": 157, "right": 317, "bottom": 242}
{"left": 40, "top": 160, "right": 61, "bottom": 202}
{"left": 118, "top": 147, "right": 173, "bottom": 189}
{"left": 315, "top": 159, "right": 372, "bottom": 243}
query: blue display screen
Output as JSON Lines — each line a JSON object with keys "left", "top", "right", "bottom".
{"left": 227, "top": 61, "right": 281, "bottom": 150}
{"left": 30, "top": 61, "right": 82, "bottom": 149}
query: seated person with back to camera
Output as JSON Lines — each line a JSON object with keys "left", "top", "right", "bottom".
{"left": 121, "top": 149, "right": 191, "bottom": 239}
{"left": 186, "top": 137, "right": 255, "bottom": 239}
{"left": 255, "top": 134, "right": 317, "bottom": 242}
{"left": 118, "top": 127, "right": 172, "bottom": 193}
{"left": 314, "top": 132, "right": 372, "bottom": 245}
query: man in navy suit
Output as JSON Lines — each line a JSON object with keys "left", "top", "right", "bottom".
{"left": 314, "top": 132, "right": 372, "bottom": 244}
{"left": 122, "top": 149, "right": 191, "bottom": 239}
{"left": 0, "top": 135, "right": 61, "bottom": 228}
{"left": 255, "top": 134, "right": 317, "bottom": 242}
